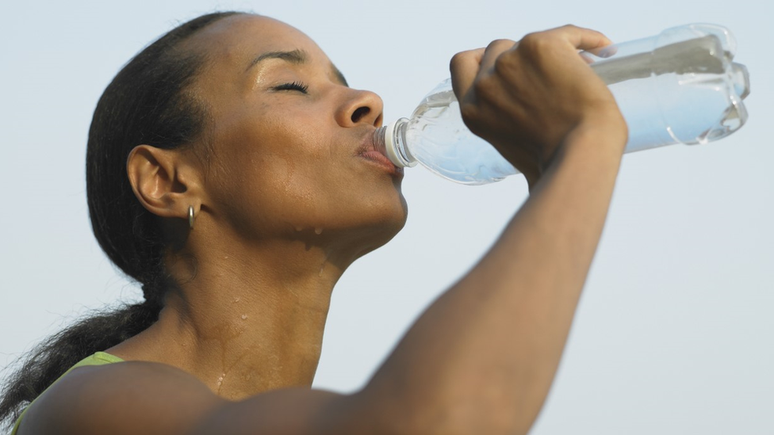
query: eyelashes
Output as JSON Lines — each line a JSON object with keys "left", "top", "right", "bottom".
{"left": 272, "top": 81, "right": 309, "bottom": 94}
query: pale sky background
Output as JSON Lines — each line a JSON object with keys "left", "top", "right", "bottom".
{"left": 1, "top": 0, "right": 772, "bottom": 433}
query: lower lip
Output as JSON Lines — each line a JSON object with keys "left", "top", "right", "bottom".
{"left": 358, "top": 150, "right": 404, "bottom": 177}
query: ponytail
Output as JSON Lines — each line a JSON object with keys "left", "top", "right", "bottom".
{"left": 0, "top": 301, "right": 159, "bottom": 426}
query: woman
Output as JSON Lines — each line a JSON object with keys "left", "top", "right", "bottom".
{"left": 1, "top": 11, "right": 626, "bottom": 435}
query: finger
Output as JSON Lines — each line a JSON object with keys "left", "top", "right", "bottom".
{"left": 550, "top": 24, "right": 612, "bottom": 51}
{"left": 477, "top": 39, "right": 518, "bottom": 78}
{"left": 449, "top": 47, "right": 484, "bottom": 100}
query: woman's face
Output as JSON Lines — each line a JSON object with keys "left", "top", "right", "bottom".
{"left": 186, "top": 15, "right": 407, "bottom": 247}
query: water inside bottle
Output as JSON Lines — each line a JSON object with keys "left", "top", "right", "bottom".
{"left": 594, "top": 36, "right": 749, "bottom": 152}
{"left": 405, "top": 82, "right": 518, "bottom": 184}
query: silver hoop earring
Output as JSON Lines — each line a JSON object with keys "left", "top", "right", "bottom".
{"left": 188, "top": 206, "right": 195, "bottom": 230}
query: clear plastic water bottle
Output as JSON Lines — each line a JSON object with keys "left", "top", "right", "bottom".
{"left": 374, "top": 23, "right": 750, "bottom": 185}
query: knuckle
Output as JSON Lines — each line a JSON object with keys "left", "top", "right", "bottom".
{"left": 493, "top": 52, "right": 516, "bottom": 76}
{"left": 518, "top": 32, "right": 543, "bottom": 51}
{"left": 518, "top": 31, "right": 561, "bottom": 60}
{"left": 449, "top": 51, "right": 468, "bottom": 69}
{"left": 487, "top": 38, "right": 515, "bottom": 50}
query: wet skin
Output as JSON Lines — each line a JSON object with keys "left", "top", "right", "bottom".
{"left": 19, "top": 17, "right": 629, "bottom": 435}
{"left": 113, "top": 14, "right": 408, "bottom": 400}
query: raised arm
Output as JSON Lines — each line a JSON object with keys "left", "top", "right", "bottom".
{"left": 354, "top": 25, "right": 628, "bottom": 435}
{"left": 23, "top": 25, "right": 627, "bottom": 435}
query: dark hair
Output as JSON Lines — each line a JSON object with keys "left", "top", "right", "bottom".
{"left": 0, "top": 11, "right": 243, "bottom": 429}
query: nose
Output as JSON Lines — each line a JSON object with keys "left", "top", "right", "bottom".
{"left": 336, "top": 88, "right": 384, "bottom": 128}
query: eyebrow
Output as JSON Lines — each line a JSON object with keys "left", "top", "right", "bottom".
{"left": 246, "top": 49, "right": 307, "bottom": 71}
{"left": 246, "top": 49, "right": 349, "bottom": 87}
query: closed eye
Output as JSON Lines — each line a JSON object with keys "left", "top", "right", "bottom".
{"left": 273, "top": 81, "right": 309, "bottom": 94}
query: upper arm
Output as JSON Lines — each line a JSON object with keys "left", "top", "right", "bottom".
{"left": 19, "top": 362, "right": 225, "bottom": 435}
{"left": 18, "top": 363, "right": 386, "bottom": 435}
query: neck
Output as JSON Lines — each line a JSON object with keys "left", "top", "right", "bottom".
{"left": 111, "top": 233, "right": 356, "bottom": 400}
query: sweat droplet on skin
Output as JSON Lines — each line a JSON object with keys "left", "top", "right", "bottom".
{"left": 314, "top": 228, "right": 323, "bottom": 235}
{"left": 241, "top": 314, "right": 248, "bottom": 320}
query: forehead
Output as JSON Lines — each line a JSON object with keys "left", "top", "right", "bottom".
{"left": 186, "top": 14, "right": 329, "bottom": 71}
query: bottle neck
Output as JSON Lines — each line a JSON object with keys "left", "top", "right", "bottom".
{"left": 374, "top": 118, "right": 416, "bottom": 168}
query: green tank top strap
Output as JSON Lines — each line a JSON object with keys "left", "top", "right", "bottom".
{"left": 70, "top": 351, "right": 124, "bottom": 368}
{"left": 11, "top": 352, "right": 125, "bottom": 435}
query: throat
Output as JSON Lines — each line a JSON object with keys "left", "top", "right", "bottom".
{"left": 109, "top": 236, "right": 349, "bottom": 399}
{"left": 109, "top": 284, "right": 331, "bottom": 400}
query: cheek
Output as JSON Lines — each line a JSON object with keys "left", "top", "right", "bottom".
{"left": 215, "top": 107, "right": 329, "bottom": 189}
{"left": 206, "top": 105, "right": 406, "bottom": 235}
{"left": 246, "top": 161, "right": 404, "bottom": 234}
{"left": 247, "top": 125, "right": 339, "bottom": 205}
{"left": 218, "top": 144, "right": 343, "bottom": 229}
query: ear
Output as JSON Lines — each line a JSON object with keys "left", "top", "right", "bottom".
{"left": 126, "top": 145, "right": 203, "bottom": 221}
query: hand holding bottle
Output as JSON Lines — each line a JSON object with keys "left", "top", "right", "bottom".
{"left": 448, "top": 25, "right": 628, "bottom": 186}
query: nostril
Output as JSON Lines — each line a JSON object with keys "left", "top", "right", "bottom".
{"left": 351, "top": 106, "right": 370, "bottom": 123}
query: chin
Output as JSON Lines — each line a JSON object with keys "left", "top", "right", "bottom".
{"left": 343, "top": 197, "right": 408, "bottom": 259}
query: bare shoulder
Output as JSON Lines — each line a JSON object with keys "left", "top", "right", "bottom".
{"left": 19, "top": 361, "right": 225, "bottom": 435}
{"left": 17, "top": 362, "right": 377, "bottom": 435}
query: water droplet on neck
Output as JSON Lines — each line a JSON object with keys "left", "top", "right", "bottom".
{"left": 241, "top": 314, "right": 248, "bottom": 320}
{"left": 314, "top": 227, "right": 323, "bottom": 235}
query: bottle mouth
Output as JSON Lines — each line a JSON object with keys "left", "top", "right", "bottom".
{"left": 372, "top": 126, "right": 391, "bottom": 162}
{"left": 375, "top": 119, "right": 416, "bottom": 168}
